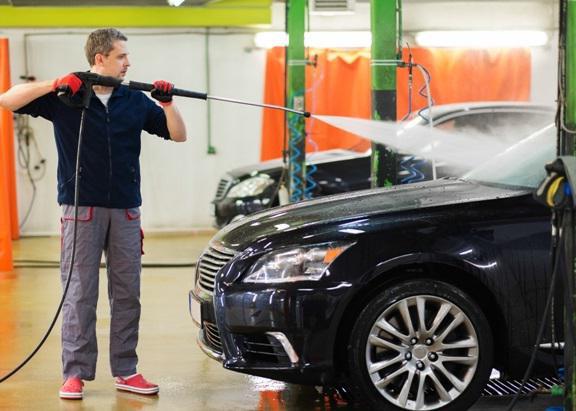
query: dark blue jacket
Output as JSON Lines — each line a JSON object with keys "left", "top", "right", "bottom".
{"left": 16, "top": 85, "right": 171, "bottom": 208}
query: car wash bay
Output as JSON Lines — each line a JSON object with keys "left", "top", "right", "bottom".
{"left": 0, "top": 1, "right": 569, "bottom": 411}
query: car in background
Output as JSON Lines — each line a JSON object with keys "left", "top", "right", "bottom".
{"left": 211, "top": 102, "right": 554, "bottom": 228}
{"left": 191, "top": 123, "right": 559, "bottom": 410}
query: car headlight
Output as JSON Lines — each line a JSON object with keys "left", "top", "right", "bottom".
{"left": 243, "top": 242, "right": 353, "bottom": 283}
{"left": 227, "top": 175, "right": 275, "bottom": 198}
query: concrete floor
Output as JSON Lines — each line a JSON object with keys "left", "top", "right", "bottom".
{"left": 0, "top": 234, "right": 564, "bottom": 411}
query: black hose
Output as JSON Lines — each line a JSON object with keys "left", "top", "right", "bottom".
{"left": 13, "top": 259, "right": 196, "bottom": 269}
{"left": 0, "top": 107, "right": 87, "bottom": 384}
{"left": 505, "top": 210, "right": 564, "bottom": 410}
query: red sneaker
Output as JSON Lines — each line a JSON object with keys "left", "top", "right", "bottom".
{"left": 59, "top": 377, "right": 83, "bottom": 400}
{"left": 115, "top": 374, "right": 159, "bottom": 395}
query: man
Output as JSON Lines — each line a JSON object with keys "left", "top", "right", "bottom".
{"left": 0, "top": 28, "right": 187, "bottom": 399}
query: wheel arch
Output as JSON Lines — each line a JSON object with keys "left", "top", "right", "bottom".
{"left": 333, "top": 258, "right": 508, "bottom": 381}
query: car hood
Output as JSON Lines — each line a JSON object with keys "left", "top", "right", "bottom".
{"left": 213, "top": 178, "right": 530, "bottom": 248}
{"left": 227, "top": 149, "right": 367, "bottom": 178}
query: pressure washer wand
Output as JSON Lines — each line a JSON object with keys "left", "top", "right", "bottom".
{"left": 209, "top": 95, "right": 311, "bottom": 117}
{"left": 123, "top": 80, "right": 311, "bottom": 117}
{"left": 73, "top": 73, "right": 311, "bottom": 116}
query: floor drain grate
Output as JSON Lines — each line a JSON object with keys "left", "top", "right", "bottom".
{"left": 482, "top": 377, "right": 563, "bottom": 397}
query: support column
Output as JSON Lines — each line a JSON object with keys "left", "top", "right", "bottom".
{"left": 370, "top": 0, "right": 399, "bottom": 188}
{"left": 286, "top": 0, "right": 307, "bottom": 202}
{"left": 0, "top": 38, "right": 16, "bottom": 271}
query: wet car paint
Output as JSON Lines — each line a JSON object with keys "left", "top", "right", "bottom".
{"left": 194, "top": 178, "right": 555, "bottom": 386}
{"left": 213, "top": 179, "right": 528, "bottom": 247}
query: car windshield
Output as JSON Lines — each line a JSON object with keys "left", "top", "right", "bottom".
{"left": 462, "top": 124, "right": 556, "bottom": 189}
{"left": 407, "top": 108, "right": 552, "bottom": 139}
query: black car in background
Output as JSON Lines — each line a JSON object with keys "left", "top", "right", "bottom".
{"left": 191, "top": 123, "right": 559, "bottom": 410}
{"left": 212, "top": 102, "right": 553, "bottom": 228}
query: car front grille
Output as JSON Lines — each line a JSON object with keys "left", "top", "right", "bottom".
{"left": 203, "top": 321, "right": 222, "bottom": 353}
{"left": 196, "top": 244, "right": 238, "bottom": 295}
{"left": 214, "top": 175, "right": 235, "bottom": 201}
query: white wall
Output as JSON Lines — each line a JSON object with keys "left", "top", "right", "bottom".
{"left": 531, "top": 31, "right": 559, "bottom": 105}
{"left": 0, "top": 1, "right": 560, "bottom": 235}
{"left": 2, "top": 29, "right": 266, "bottom": 234}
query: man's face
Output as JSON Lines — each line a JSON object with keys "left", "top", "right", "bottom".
{"left": 94, "top": 40, "right": 130, "bottom": 79}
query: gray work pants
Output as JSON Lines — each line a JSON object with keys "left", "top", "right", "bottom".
{"left": 60, "top": 205, "right": 143, "bottom": 380}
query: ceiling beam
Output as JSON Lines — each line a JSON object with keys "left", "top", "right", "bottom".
{"left": 0, "top": 1, "right": 271, "bottom": 27}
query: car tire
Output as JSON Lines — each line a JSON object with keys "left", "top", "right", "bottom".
{"left": 347, "top": 279, "right": 493, "bottom": 411}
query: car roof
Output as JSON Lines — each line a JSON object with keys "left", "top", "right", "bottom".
{"left": 420, "top": 101, "right": 555, "bottom": 122}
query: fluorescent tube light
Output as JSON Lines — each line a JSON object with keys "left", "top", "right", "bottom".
{"left": 415, "top": 30, "right": 548, "bottom": 48}
{"left": 254, "top": 31, "right": 371, "bottom": 49}
{"left": 255, "top": 32, "right": 288, "bottom": 48}
{"left": 307, "top": 31, "right": 371, "bottom": 48}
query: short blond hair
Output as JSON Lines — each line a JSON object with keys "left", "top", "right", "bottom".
{"left": 85, "top": 28, "right": 127, "bottom": 66}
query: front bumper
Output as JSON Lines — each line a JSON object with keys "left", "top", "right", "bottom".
{"left": 189, "top": 290, "right": 223, "bottom": 361}
{"left": 189, "top": 281, "right": 352, "bottom": 386}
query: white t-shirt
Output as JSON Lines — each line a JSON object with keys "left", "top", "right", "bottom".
{"left": 96, "top": 92, "right": 112, "bottom": 107}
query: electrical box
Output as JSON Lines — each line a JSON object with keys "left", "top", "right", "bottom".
{"left": 310, "top": 0, "right": 355, "bottom": 14}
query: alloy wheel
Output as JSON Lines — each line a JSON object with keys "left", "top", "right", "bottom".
{"left": 365, "top": 294, "right": 479, "bottom": 410}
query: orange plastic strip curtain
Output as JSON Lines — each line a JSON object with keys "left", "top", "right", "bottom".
{"left": 0, "top": 38, "right": 16, "bottom": 271}
{"left": 260, "top": 47, "right": 531, "bottom": 161}
{"left": 396, "top": 48, "right": 531, "bottom": 118}
{"left": 261, "top": 47, "right": 372, "bottom": 160}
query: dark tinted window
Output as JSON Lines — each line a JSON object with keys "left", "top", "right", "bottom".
{"left": 435, "top": 111, "right": 552, "bottom": 143}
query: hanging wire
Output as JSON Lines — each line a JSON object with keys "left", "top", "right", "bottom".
{"left": 15, "top": 114, "right": 47, "bottom": 230}
{"left": 287, "top": 107, "right": 305, "bottom": 202}
{"left": 17, "top": 43, "right": 46, "bottom": 230}
{"left": 397, "top": 43, "right": 426, "bottom": 184}
{"left": 414, "top": 62, "right": 436, "bottom": 180}
{"left": 415, "top": 63, "right": 435, "bottom": 126}
{"left": 399, "top": 156, "right": 427, "bottom": 183}
{"left": 392, "top": 46, "right": 436, "bottom": 184}
{"left": 400, "top": 43, "right": 414, "bottom": 122}
{"left": 556, "top": 0, "right": 576, "bottom": 137}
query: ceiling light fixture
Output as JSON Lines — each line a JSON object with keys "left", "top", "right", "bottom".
{"left": 167, "top": 0, "right": 186, "bottom": 6}
{"left": 254, "top": 31, "right": 371, "bottom": 49}
{"left": 255, "top": 30, "right": 549, "bottom": 50}
{"left": 415, "top": 30, "right": 548, "bottom": 48}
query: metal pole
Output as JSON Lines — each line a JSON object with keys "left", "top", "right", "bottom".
{"left": 370, "top": 0, "right": 400, "bottom": 188}
{"left": 567, "top": 1, "right": 576, "bottom": 132}
{"left": 286, "top": 0, "right": 307, "bottom": 202}
{"left": 566, "top": 209, "right": 576, "bottom": 411}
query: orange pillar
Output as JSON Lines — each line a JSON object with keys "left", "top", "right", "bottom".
{"left": 0, "top": 38, "right": 15, "bottom": 271}
{"left": 0, "top": 39, "right": 18, "bottom": 241}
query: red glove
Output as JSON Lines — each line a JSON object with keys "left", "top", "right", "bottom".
{"left": 151, "top": 80, "right": 174, "bottom": 106}
{"left": 52, "top": 73, "right": 83, "bottom": 95}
